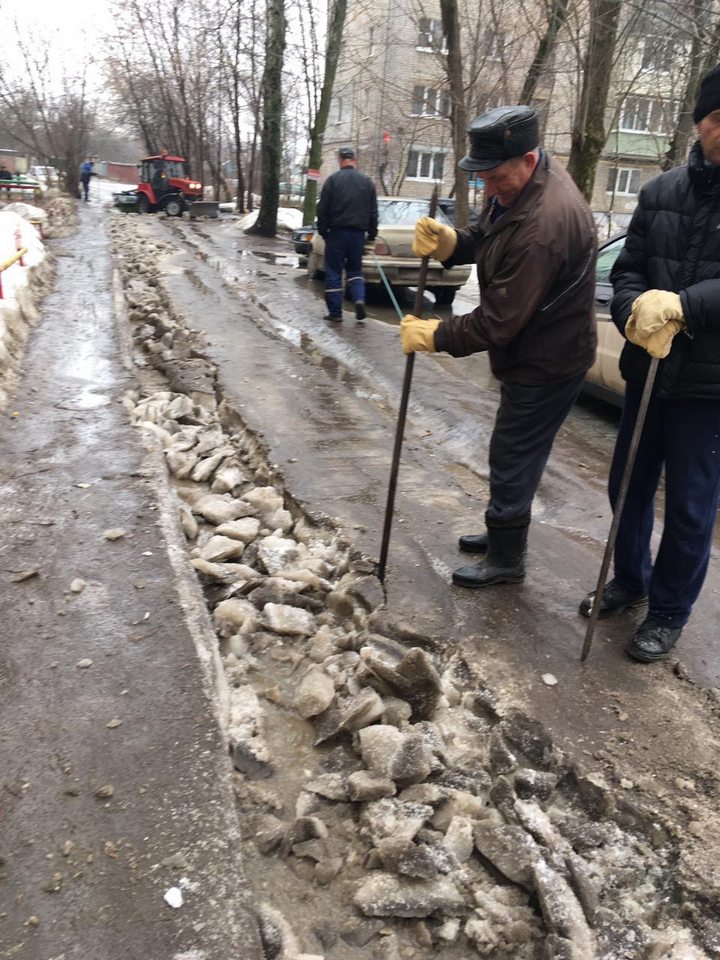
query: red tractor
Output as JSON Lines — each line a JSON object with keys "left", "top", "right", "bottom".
{"left": 136, "top": 150, "right": 203, "bottom": 216}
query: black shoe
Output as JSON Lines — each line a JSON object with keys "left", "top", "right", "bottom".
{"left": 355, "top": 301, "right": 366, "bottom": 321}
{"left": 453, "top": 519, "right": 528, "bottom": 589}
{"left": 458, "top": 532, "right": 488, "bottom": 554}
{"left": 324, "top": 314, "right": 342, "bottom": 322}
{"left": 579, "top": 580, "right": 647, "bottom": 619}
{"left": 626, "top": 619, "right": 683, "bottom": 663}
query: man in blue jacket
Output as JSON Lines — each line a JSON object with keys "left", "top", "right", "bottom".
{"left": 316, "top": 147, "right": 378, "bottom": 322}
{"left": 579, "top": 64, "right": 720, "bottom": 662}
{"left": 80, "top": 159, "right": 95, "bottom": 202}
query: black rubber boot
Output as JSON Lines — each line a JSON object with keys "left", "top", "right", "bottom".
{"left": 626, "top": 618, "right": 683, "bottom": 663}
{"left": 452, "top": 514, "right": 529, "bottom": 589}
{"left": 458, "top": 531, "right": 488, "bottom": 554}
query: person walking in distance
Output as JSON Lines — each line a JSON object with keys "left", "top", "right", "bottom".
{"left": 79, "top": 159, "right": 95, "bottom": 202}
{"left": 579, "top": 64, "right": 720, "bottom": 663}
{"left": 400, "top": 106, "right": 597, "bottom": 590}
{"left": 316, "top": 147, "right": 378, "bottom": 322}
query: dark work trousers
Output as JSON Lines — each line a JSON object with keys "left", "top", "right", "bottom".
{"left": 487, "top": 373, "right": 586, "bottom": 523}
{"left": 609, "top": 379, "right": 720, "bottom": 627}
{"left": 81, "top": 174, "right": 91, "bottom": 201}
{"left": 324, "top": 227, "right": 366, "bottom": 317}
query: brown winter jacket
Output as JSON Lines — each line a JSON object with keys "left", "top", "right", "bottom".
{"left": 435, "top": 152, "right": 597, "bottom": 384}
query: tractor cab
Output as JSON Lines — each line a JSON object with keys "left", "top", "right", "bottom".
{"left": 136, "top": 150, "right": 203, "bottom": 216}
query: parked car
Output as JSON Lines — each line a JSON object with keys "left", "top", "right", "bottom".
{"left": 28, "top": 165, "right": 59, "bottom": 187}
{"left": 584, "top": 233, "right": 627, "bottom": 404}
{"left": 436, "top": 197, "right": 480, "bottom": 229}
{"left": 306, "top": 197, "right": 472, "bottom": 305}
{"left": 291, "top": 223, "right": 315, "bottom": 260}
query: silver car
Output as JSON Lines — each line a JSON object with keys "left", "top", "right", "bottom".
{"left": 585, "top": 234, "right": 627, "bottom": 404}
{"left": 308, "top": 197, "right": 472, "bottom": 306}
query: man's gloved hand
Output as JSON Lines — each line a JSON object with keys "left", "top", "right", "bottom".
{"left": 625, "top": 290, "right": 685, "bottom": 359}
{"left": 413, "top": 217, "right": 457, "bottom": 260}
{"left": 626, "top": 317, "right": 684, "bottom": 359}
{"left": 629, "top": 290, "right": 684, "bottom": 336}
{"left": 400, "top": 315, "right": 440, "bottom": 354}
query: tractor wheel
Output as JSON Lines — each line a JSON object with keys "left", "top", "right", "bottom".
{"left": 137, "top": 194, "right": 150, "bottom": 214}
{"left": 431, "top": 286, "right": 457, "bottom": 306}
{"left": 164, "top": 196, "right": 184, "bottom": 217}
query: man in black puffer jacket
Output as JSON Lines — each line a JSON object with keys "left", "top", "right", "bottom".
{"left": 579, "top": 64, "right": 720, "bottom": 662}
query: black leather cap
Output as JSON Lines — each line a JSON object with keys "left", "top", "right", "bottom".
{"left": 338, "top": 146, "right": 356, "bottom": 160}
{"left": 458, "top": 106, "right": 539, "bottom": 172}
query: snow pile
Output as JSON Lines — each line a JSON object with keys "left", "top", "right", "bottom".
{"left": 0, "top": 211, "right": 50, "bottom": 408}
{"left": 236, "top": 205, "right": 304, "bottom": 234}
{"left": 1, "top": 202, "right": 48, "bottom": 224}
{"left": 0, "top": 211, "right": 46, "bottom": 303}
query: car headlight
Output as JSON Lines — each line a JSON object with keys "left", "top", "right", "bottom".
{"left": 374, "top": 239, "right": 390, "bottom": 255}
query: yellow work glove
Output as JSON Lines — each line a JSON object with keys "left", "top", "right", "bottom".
{"left": 626, "top": 318, "right": 684, "bottom": 359}
{"left": 626, "top": 290, "right": 685, "bottom": 359}
{"left": 400, "top": 315, "right": 440, "bottom": 354}
{"left": 628, "top": 290, "right": 684, "bottom": 337}
{"left": 413, "top": 217, "right": 457, "bottom": 261}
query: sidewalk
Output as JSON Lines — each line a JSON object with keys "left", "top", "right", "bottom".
{"left": 0, "top": 205, "right": 263, "bottom": 959}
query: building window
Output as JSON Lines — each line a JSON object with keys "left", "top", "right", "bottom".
{"left": 620, "top": 95, "right": 673, "bottom": 134}
{"left": 417, "top": 17, "right": 446, "bottom": 52}
{"left": 362, "top": 89, "right": 370, "bottom": 117}
{"left": 369, "top": 27, "right": 375, "bottom": 56}
{"left": 410, "top": 86, "right": 451, "bottom": 117}
{"left": 607, "top": 166, "right": 641, "bottom": 196}
{"left": 641, "top": 36, "right": 673, "bottom": 72}
{"left": 406, "top": 149, "right": 445, "bottom": 181}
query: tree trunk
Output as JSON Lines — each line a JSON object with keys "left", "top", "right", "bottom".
{"left": 663, "top": 15, "right": 720, "bottom": 169}
{"left": 566, "top": 0, "right": 622, "bottom": 202}
{"left": 440, "top": 0, "right": 468, "bottom": 227}
{"left": 247, "top": 0, "right": 286, "bottom": 235}
{"left": 520, "top": 0, "right": 570, "bottom": 105}
{"left": 302, "top": 0, "right": 347, "bottom": 224}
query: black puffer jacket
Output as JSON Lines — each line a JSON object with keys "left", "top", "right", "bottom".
{"left": 611, "top": 141, "right": 720, "bottom": 399}
{"left": 316, "top": 167, "right": 378, "bottom": 238}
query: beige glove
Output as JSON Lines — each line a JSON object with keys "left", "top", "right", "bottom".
{"left": 629, "top": 290, "right": 684, "bottom": 337}
{"left": 413, "top": 217, "right": 457, "bottom": 260}
{"left": 626, "top": 317, "right": 683, "bottom": 359}
{"left": 400, "top": 315, "right": 440, "bottom": 354}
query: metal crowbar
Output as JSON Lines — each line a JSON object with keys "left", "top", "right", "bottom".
{"left": 581, "top": 356, "right": 659, "bottom": 661}
{"left": 376, "top": 185, "right": 439, "bottom": 584}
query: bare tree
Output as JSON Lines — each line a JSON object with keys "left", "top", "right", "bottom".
{"left": 247, "top": 0, "right": 287, "bottom": 235}
{"left": 440, "top": 0, "right": 469, "bottom": 226}
{"left": 566, "top": 0, "right": 623, "bottom": 200}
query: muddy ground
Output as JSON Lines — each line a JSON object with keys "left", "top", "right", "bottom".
{"left": 2, "top": 194, "right": 720, "bottom": 959}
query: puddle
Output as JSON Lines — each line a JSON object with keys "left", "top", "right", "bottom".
{"left": 249, "top": 249, "right": 299, "bottom": 267}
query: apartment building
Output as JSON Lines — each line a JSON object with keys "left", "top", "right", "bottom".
{"left": 319, "top": 0, "right": 690, "bottom": 221}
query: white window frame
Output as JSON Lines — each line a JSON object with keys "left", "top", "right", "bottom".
{"left": 406, "top": 147, "right": 446, "bottom": 182}
{"left": 483, "top": 28, "right": 506, "bottom": 62}
{"left": 641, "top": 36, "right": 673, "bottom": 72}
{"left": 607, "top": 166, "right": 641, "bottom": 196}
{"left": 620, "top": 95, "right": 671, "bottom": 134}
{"left": 410, "top": 86, "right": 450, "bottom": 118}
{"left": 369, "top": 27, "right": 375, "bottom": 56}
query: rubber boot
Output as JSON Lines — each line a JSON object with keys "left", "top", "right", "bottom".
{"left": 452, "top": 514, "right": 529, "bottom": 588}
{"left": 458, "top": 531, "right": 488, "bottom": 553}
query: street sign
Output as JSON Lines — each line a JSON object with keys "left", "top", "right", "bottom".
{"left": 306, "top": 169, "right": 321, "bottom": 181}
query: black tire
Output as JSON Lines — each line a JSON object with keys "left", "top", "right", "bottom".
{"left": 164, "top": 196, "right": 184, "bottom": 217}
{"left": 137, "top": 193, "right": 151, "bottom": 214}
{"left": 431, "top": 286, "right": 457, "bottom": 306}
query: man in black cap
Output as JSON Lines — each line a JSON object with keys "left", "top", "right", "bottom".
{"left": 400, "top": 105, "right": 597, "bottom": 590}
{"left": 576, "top": 64, "right": 720, "bottom": 663}
{"left": 316, "top": 147, "right": 378, "bottom": 321}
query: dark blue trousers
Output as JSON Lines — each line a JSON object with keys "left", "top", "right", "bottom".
{"left": 487, "top": 373, "right": 586, "bottom": 523}
{"left": 324, "top": 227, "right": 366, "bottom": 317}
{"left": 610, "top": 380, "right": 720, "bottom": 627}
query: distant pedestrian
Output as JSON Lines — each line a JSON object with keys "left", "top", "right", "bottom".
{"left": 79, "top": 160, "right": 95, "bottom": 202}
{"left": 316, "top": 147, "right": 378, "bottom": 322}
{"left": 0, "top": 163, "right": 12, "bottom": 194}
{"left": 579, "top": 64, "right": 720, "bottom": 663}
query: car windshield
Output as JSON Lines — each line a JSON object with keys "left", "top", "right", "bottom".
{"left": 377, "top": 199, "right": 452, "bottom": 226}
{"left": 596, "top": 236, "right": 625, "bottom": 283}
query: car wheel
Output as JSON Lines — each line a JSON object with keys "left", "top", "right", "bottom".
{"left": 137, "top": 194, "right": 151, "bottom": 214}
{"left": 307, "top": 251, "right": 323, "bottom": 280}
{"left": 431, "top": 286, "right": 457, "bottom": 306}
{"left": 164, "top": 196, "right": 184, "bottom": 217}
